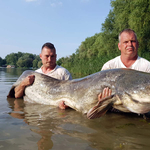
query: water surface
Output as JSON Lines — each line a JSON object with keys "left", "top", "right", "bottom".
{"left": 1, "top": 68, "right": 150, "bottom": 150}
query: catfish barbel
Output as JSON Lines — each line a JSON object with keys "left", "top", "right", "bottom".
{"left": 7, "top": 68, "right": 150, "bottom": 119}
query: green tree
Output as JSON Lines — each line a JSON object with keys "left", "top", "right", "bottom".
{"left": 16, "top": 56, "right": 33, "bottom": 68}
{"left": 111, "top": 0, "right": 150, "bottom": 57}
{"left": 33, "top": 59, "right": 38, "bottom": 68}
{"left": 16, "top": 57, "right": 25, "bottom": 67}
{"left": 59, "top": 0, "right": 150, "bottom": 78}
{"left": 3, "top": 0, "right": 150, "bottom": 77}
{"left": 38, "top": 61, "right": 42, "bottom": 68}
{"left": 5, "top": 53, "right": 18, "bottom": 66}
{"left": 0, "top": 57, "right": 3, "bottom": 66}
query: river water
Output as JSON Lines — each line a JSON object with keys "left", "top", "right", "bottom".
{"left": 1, "top": 68, "right": 150, "bottom": 150}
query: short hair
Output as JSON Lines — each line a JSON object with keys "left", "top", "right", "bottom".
{"left": 41, "top": 42, "right": 56, "bottom": 51}
{"left": 118, "top": 28, "right": 137, "bottom": 42}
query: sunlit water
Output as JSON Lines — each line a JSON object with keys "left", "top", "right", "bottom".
{"left": 1, "top": 68, "right": 150, "bottom": 150}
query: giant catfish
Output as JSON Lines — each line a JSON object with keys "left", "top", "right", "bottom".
{"left": 7, "top": 68, "right": 150, "bottom": 119}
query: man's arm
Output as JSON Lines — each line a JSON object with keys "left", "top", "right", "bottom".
{"left": 15, "top": 75, "right": 35, "bottom": 98}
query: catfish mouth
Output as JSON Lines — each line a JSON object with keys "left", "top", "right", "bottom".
{"left": 121, "top": 92, "right": 150, "bottom": 114}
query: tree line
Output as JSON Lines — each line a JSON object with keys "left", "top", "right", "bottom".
{"left": 0, "top": 52, "right": 42, "bottom": 68}
{"left": 1, "top": 0, "right": 150, "bottom": 78}
{"left": 58, "top": 0, "right": 150, "bottom": 78}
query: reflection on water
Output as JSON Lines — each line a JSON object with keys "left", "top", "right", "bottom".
{"left": 1, "top": 68, "right": 150, "bottom": 150}
{"left": 0, "top": 68, "right": 27, "bottom": 84}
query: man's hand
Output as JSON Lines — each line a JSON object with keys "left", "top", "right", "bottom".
{"left": 21, "top": 75, "right": 35, "bottom": 87}
{"left": 14, "top": 75, "right": 35, "bottom": 98}
{"left": 59, "top": 101, "right": 69, "bottom": 110}
{"left": 98, "top": 87, "right": 112, "bottom": 101}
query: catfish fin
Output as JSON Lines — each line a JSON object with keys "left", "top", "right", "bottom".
{"left": 87, "top": 94, "right": 115, "bottom": 119}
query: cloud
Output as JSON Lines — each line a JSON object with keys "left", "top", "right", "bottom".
{"left": 50, "top": 1, "right": 63, "bottom": 7}
{"left": 25, "top": 0, "right": 37, "bottom": 2}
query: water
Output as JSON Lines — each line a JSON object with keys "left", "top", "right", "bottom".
{"left": 1, "top": 68, "right": 150, "bottom": 150}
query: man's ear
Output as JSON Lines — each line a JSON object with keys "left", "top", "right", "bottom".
{"left": 118, "top": 43, "right": 121, "bottom": 51}
{"left": 39, "top": 53, "right": 42, "bottom": 59}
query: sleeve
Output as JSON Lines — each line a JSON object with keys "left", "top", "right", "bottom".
{"left": 145, "top": 63, "right": 150, "bottom": 73}
{"left": 64, "top": 70, "right": 72, "bottom": 80}
{"left": 101, "top": 62, "right": 111, "bottom": 71}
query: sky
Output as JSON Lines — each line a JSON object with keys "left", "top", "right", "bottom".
{"left": 0, "top": 0, "right": 112, "bottom": 60}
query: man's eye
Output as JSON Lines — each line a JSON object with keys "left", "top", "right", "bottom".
{"left": 132, "top": 40, "right": 136, "bottom": 43}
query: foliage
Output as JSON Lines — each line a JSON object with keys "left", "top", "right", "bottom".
{"left": 0, "top": 52, "right": 41, "bottom": 68}
{"left": 0, "top": 57, "right": 6, "bottom": 66}
{"left": 1, "top": 0, "right": 150, "bottom": 77}
{"left": 38, "top": 60, "right": 42, "bottom": 68}
{"left": 58, "top": 0, "right": 150, "bottom": 78}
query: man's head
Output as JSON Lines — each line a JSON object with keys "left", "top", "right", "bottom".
{"left": 118, "top": 28, "right": 139, "bottom": 58}
{"left": 118, "top": 29, "right": 138, "bottom": 42}
{"left": 40, "top": 42, "right": 57, "bottom": 69}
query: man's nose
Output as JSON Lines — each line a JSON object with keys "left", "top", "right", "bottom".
{"left": 48, "top": 56, "right": 51, "bottom": 61}
{"left": 128, "top": 41, "right": 132, "bottom": 46}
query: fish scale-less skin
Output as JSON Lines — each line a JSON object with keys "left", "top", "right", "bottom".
{"left": 8, "top": 68, "right": 150, "bottom": 118}
{"left": 25, "top": 72, "right": 113, "bottom": 113}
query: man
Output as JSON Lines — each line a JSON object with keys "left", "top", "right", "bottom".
{"left": 101, "top": 28, "right": 150, "bottom": 72}
{"left": 99, "top": 29, "right": 150, "bottom": 111}
{"left": 14, "top": 43, "right": 72, "bottom": 109}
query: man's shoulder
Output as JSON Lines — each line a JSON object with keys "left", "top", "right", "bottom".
{"left": 106, "top": 56, "right": 120, "bottom": 63}
{"left": 138, "top": 56, "right": 150, "bottom": 63}
{"left": 101, "top": 56, "right": 120, "bottom": 70}
{"left": 55, "top": 65, "right": 72, "bottom": 80}
{"left": 104, "top": 56, "right": 120, "bottom": 65}
{"left": 135, "top": 56, "right": 150, "bottom": 72}
{"left": 56, "top": 65, "right": 69, "bottom": 73}
{"left": 55, "top": 65, "right": 71, "bottom": 76}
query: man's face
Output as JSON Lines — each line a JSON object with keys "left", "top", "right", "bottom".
{"left": 118, "top": 32, "right": 139, "bottom": 58}
{"left": 40, "top": 47, "right": 57, "bottom": 69}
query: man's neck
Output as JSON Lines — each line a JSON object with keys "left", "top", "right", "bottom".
{"left": 120, "top": 55, "right": 138, "bottom": 68}
{"left": 41, "top": 65, "right": 57, "bottom": 74}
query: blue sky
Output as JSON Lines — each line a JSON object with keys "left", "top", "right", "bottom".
{"left": 0, "top": 0, "right": 112, "bottom": 60}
